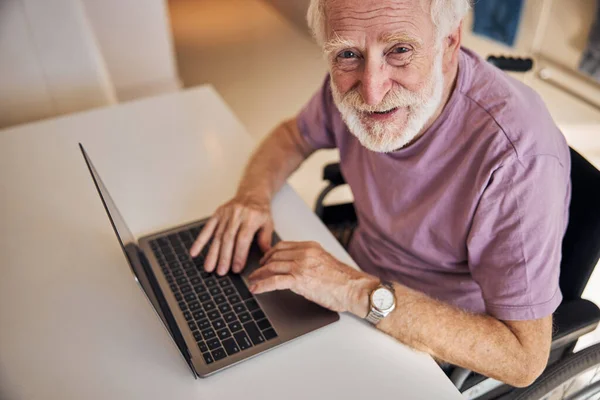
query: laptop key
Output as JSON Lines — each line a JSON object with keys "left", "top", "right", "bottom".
{"left": 243, "top": 322, "right": 265, "bottom": 345}
{"left": 172, "top": 268, "right": 184, "bottom": 277}
{"left": 169, "top": 283, "right": 178, "bottom": 292}
{"left": 212, "top": 318, "right": 225, "bottom": 330}
{"left": 202, "top": 352, "right": 214, "bottom": 365}
{"left": 180, "top": 284, "right": 192, "bottom": 294}
{"left": 184, "top": 293, "right": 197, "bottom": 302}
{"left": 175, "top": 276, "right": 187, "bottom": 285}
{"left": 238, "top": 312, "right": 252, "bottom": 324}
{"left": 251, "top": 310, "right": 265, "bottom": 321}
{"left": 198, "top": 293, "right": 211, "bottom": 303}
{"left": 190, "top": 277, "right": 202, "bottom": 286}
{"left": 228, "top": 295, "right": 242, "bottom": 305}
{"left": 200, "top": 271, "right": 212, "bottom": 279}
{"left": 174, "top": 292, "right": 183, "bottom": 302}
{"left": 165, "top": 275, "right": 174, "bottom": 283}
{"left": 188, "top": 321, "right": 197, "bottom": 331}
{"left": 222, "top": 338, "right": 240, "bottom": 355}
{"left": 207, "top": 310, "right": 221, "bottom": 321}
{"left": 194, "top": 285, "right": 207, "bottom": 294}
{"left": 233, "top": 303, "right": 246, "bottom": 315}
{"left": 245, "top": 299, "right": 260, "bottom": 312}
{"left": 224, "top": 312, "right": 237, "bottom": 323}
{"left": 193, "top": 331, "right": 202, "bottom": 341}
{"left": 178, "top": 301, "right": 188, "bottom": 311}
{"left": 207, "top": 338, "right": 221, "bottom": 350}
{"left": 203, "top": 301, "right": 216, "bottom": 312}
{"left": 230, "top": 275, "right": 253, "bottom": 300}
{"left": 219, "top": 278, "right": 232, "bottom": 287}
{"left": 257, "top": 319, "right": 272, "bottom": 331}
{"left": 201, "top": 328, "right": 216, "bottom": 340}
{"left": 217, "top": 328, "right": 232, "bottom": 340}
{"left": 192, "top": 310, "right": 206, "bottom": 320}
{"left": 212, "top": 348, "right": 227, "bottom": 361}
{"left": 233, "top": 331, "right": 253, "bottom": 350}
{"left": 209, "top": 287, "right": 222, "bottom": 297}
{"left": 197, "top": 319, "right": 211, "bottom": 330}
{"left": 219, "top": 303, "right": 232, "bottom": 314}
{"left": 205, "top": 279, "right": 217, "bottom": 288}
{"left": 198, "top": 341, "right": 208, "bottom": 353}
{"left": 229, "top": 321, "right": 242, "bottom": 333}
{"left": 224, "top": 286, "right": 235, "bottom": 296}
{"left": 213, "top": 295, "right": 227, "bottom": 305}
{"left": 188, "top": 301, "right": 201, "bottom": 311}
{"left": 263, "top": 328, "right": 277, "bottom": 341}
{"left": 183, "top": 311, "right": 193, "bottom": 321}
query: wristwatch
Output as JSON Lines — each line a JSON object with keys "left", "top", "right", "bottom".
{"left": 365, "top": 280, "right": 396, "bottom": 325}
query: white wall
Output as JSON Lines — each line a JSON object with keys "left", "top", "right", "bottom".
{"left": 81, "top": 0, "right": 181, "bottom": 101}
{"left": 0, "top": 0, "right": 116, "bottom": 129}
{"left": 0, "top": 0, "right": 180, "bottom": 129}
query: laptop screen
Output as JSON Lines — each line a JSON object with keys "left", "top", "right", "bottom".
{"left": 79, "top": 144, "right": 195, "bottom": 375}
{"left": 79, "top": 144, "right": 168, "bottom": 326}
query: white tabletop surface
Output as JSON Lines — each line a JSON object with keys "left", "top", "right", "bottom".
{"left": 0, "top": 87, "right": 463, "bottom": 400}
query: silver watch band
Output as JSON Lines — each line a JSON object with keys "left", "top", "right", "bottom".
{"left": 365, "top": 308, "right": 385, "bottom": 325}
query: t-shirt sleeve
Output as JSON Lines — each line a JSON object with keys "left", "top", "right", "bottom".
{"left": 467, "top": 155, "right": 569, "bottom": 321}
{"left": 296, "top": 74, "right": 338, "bottom": 150}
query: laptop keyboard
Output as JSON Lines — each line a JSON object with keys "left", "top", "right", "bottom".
{"left": 149, "top": 226, "right": 278, "bottom": 365}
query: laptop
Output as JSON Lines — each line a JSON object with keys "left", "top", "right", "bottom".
{"left": 79, "top": 144, "right": 339, "bottom": 378}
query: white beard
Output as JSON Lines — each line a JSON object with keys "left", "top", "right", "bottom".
{"left": 330, "top": 52, "right": 445, "bottom": 153}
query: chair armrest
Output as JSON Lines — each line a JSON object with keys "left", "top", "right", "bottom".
{"left": 323, "top": 162, "right": 346, "bottom": 185}
{"left": 552, "top": 298, "right": 600, "bottom": 350}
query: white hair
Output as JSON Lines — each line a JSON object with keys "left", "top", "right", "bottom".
{"left": 307, "top": 0, "right": 472, "bottom": 46}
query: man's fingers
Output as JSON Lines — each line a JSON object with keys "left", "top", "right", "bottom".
{"left": 204, "top": 216, "right": 228, "bottom": 273}
{"left": 249, "top": 274, "right": 295, "bottom": 294}
{"left": 231, "top": 223, "right": 260, "bottom": 274}
{"left": 260, "top": 249, "right": 307, "bottom": 266}
{"left": 260, "top": 241, "right": 318, "bottom": 265}
{"left": 190, "top": 216, "right": 219, "bottom": 257}
{"left": 216, "top": 215, "right": 242, "bottom": 276}
{"left": 248, "top": 261, "right": 294, "bottom": 281}
{"left": 257, "top": 221, "right": 274, "bottom": 253}
{"left": 259, "top": 241, "right": 301, "bottom": 264}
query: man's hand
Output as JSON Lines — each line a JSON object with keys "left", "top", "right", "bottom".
{"left": 248, "top": 241, "right": 379, "bottom": 315}
{"left": 189, "top": 193, "right": 274, "bottom": 276}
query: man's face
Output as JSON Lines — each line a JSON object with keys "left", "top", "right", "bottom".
{"left": 324, "top": 0, "right": 445, "bottom": 153}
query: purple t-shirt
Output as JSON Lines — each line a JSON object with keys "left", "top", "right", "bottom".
{"left": 297, "top": 48, "right": 570, "bottom": 321}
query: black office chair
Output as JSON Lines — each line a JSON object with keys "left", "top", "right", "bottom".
{"left": 314, "top": 57, "right": 600, "bottom": 400}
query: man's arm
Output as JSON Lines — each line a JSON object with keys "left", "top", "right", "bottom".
{"left": 249, "top": 241, "right": 553, "bottom": 388}
{"left": 190, "top": 117, "right": 315, "bottom": 275}
{"left": 350, "top": 280, "right": 552, "bottom": 388}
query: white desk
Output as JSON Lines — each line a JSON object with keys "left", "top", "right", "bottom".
{"left": 0, "top": 87, "right": 463, "bottom": 400}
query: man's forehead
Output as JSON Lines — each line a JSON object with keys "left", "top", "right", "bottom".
{"left": 324, "top": 0, "right": 433, "bottom": 43}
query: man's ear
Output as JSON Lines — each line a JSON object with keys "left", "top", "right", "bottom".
{"left": 443, "top": 22, "right": 463, "bottom": 70}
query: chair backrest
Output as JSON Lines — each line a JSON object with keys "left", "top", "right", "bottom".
{"left": 559, "top": 148, "right": 600, "bottom": 301}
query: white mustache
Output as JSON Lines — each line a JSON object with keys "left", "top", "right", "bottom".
{"left": 340, "top": 87, "right": 424, "bottom": 113}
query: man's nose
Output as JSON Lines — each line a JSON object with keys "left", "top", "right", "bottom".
{"left": 359, "top": 60, "right": 392, "bottom": 106}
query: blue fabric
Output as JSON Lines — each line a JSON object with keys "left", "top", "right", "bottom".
{"left": 472, "top": 0, "right": 524, "bottom": 47}
{"left": 579, "top": 2, "right": 600, "bottom": 82}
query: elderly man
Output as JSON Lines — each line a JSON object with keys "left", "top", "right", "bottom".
{"left": 190, "top": 0, "right": 570, "bottom": 387}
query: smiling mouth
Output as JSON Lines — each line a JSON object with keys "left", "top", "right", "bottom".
{"left": 370, "top": 107, "right": 398, "bottom": 115}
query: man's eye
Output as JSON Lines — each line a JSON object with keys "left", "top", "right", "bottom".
{"left": 339, "top": 50, "right": 358, "bottom": 59}
{"left": 392, "top": 47, "right": 410, "bottom": 54}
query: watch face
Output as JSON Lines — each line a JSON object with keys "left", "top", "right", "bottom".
{"left": 372, "top": 288, "right": 394, "bottom": 311}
